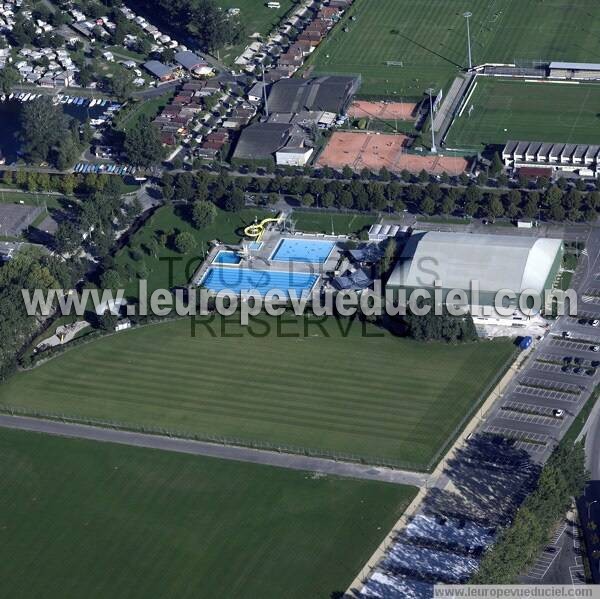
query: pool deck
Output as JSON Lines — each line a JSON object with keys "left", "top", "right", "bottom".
{"left": 190, "top": 229, "right": 347, "bottom": 289}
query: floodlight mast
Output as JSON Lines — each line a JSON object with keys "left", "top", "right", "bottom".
{"left": 262, "top": 65, "right": 269, "bottom": 117}
{"left": 464, "top": 11, "right": 473, "bottom": 70}
{"left": 426, "top": 88, "right": 437, "bottom": 153}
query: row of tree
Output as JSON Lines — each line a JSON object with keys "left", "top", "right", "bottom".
{"left": 473, "top": 440, "right": 587, "bottom": 583}
{"left": 161, "top": 171, "right": 600, "bottom": 223}
{"left": 399, "top": 304, "right": 478, "bottom": 343}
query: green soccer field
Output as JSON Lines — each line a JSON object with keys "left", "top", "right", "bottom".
{"left": 0, "top": 316, "right": 515, "bottom": 469}
{"left": 445, "top": 78, "right": 600, "bottom": 149}
{"left": 307, "top": 0, "right": 600, "bottom": 99}
{"left": 0, "top": 427, "right": 416, "bottom": 599}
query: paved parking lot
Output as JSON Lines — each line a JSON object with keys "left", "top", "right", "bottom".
{"left": 484, "top": 426, "right": 548, "bottom": 452}
{"left": 481, "top": 230, "right": 600, "bottom": 464}
{"left": 519, "top": 376, "right": 582, "bottom": 395}
{"left": 524, "top": 521, "right": 567, "bottom": 581}
{"left": 499, "top": 407, "right": 563, "bottom": 428}
{"left": 528, "top": 547, "right": 562, "bottom": 580}
{"left": 513, "top": 386, "right": 581, "bottom": 403}
{"left": 532, "top": 361, "right": 595, "bottom": 379}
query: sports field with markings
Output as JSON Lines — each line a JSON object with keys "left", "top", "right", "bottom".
{"left": 445, "top": 78, "right": 600, "bottom": 148}
{"left": 0, "top": 427, "right": 416, "bottom": 598}
{"left": 0, "top": 316, "right": 515, "bottom": 470}
{"left": 307, "top": 0, "right": 600, "bottom": 98}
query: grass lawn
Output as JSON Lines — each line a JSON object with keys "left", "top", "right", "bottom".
{"left": 0, "top": 316, "right": 516, "bottom": 469}
{"left": 446, "top": 79, "right": 600, "bottom": 149}
{"left": 0, "top": 427, "right": 416, "bottom": 599}
{"left": 307, "top": 0, "right": 600, "bottom": 99}
{"left": 114, "top": 205, "right": 271, "bottom": 299}
{"left": 291, "top": 211, "right": 376, "bottom": 236}
{"left": 114, "top": 91, "right": 175, "bottom": 133}
{"left": 218, "top": 0, "right": 295, "bottom": 64}
{"left": 0, "top": 190, "right": 63, "bottom": 210}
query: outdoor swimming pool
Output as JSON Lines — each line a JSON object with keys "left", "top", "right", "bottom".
{"left": 270, "top": 238, "right": 335, "bottom": 263}
{"left": 213, "top": 250, "right": 241, "bottom": 265}
{"left": 201, "top": 266, "right": 318, "bottom": 297}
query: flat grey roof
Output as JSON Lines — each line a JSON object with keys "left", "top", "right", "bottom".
{"left": 174, "top": 50, "right": 205, "bottom": 70}
{"left": 388, "top": 231, "right": 563, "bottom": 294}
{"left": 143, "top": 60, "right": 174, "bottom": 78}
{"left": 267, "top": 75, "right": 359, "bottom": 114}
{"left": 233, "top": 122, "right": 294, "bottom": 160}
{"left": 503, "top": 140, "right": 518, "bottom": 155}
{"left": 550, "top": 61, "right": 600, "bottom": 71}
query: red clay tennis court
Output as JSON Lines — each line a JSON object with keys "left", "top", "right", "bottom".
{"left": 317, "top": 131, "right": 468, "bottom": 175}
{"left": 348, "top": 101, "right": 417, "bottom": 121}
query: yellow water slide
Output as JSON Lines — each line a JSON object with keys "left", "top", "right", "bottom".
{"left": 243, "top": 215, "right": 283, "bottom": 242}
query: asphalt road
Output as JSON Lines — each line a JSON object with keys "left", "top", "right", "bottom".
{"left": 0, "top": 414, "right": 429, "bottom": 488}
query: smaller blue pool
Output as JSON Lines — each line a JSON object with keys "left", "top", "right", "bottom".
{"left": 202, "top": 266, "right": 318, "bottom": 297}
{"left": 271, "top": 239, "right": 335, "bottom": 263}
{"left": 213, "top": 250, "right": 241, "bottom": 265}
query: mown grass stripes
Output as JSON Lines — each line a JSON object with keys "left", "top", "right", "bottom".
{"left": 0, "top": 427, "right": 416, "bottom": 599}
{"left": 0, "top": 316, "right": 514, "bottom": 468}
{"left": 308, "top": 0, "right": 600, "bottom": 98}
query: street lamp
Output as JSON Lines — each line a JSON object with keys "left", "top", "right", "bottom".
{"left": 589, "top": 499, "right": 598, "bottom": 521}
{"left": 464, "top": 12, "right": 473, "bottom": 70}
{"left": 426, "top": 88, "right": 437, "bottom": 153}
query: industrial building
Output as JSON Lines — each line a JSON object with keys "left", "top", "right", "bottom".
{"left": 502, "top": 140, "right": 600, "bottom": 177}
{"left": 232, "top": 122, "right": 313, "bottom": 165}
{"left": 266, "top": 75, "right": 360, "bottom": 114}
{"left": 387, "top": 232, "right": 564, "bottom": 319}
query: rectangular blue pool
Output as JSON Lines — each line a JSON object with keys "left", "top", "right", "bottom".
{"left": 270, "top": 238, "right": 335, "bottom": 264}
{"left": 201, "top": 266, "right": 318, "bottom": 297}
{"left": 213, "top": 250, "right": 241, "bottom": 265}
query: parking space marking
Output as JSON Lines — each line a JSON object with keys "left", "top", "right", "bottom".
{"left": 565, "top": 313, "right": 600, "bottom": 325}
{"left": 499, "top": 408, "right": 563, "bottom": 427}
{"left": 552, "top": 330, "right": 600, "bottom": 342}
{"left": 570, "top": 565, "right": 586, "bottom": 585}
{"left": 532, "top": 361, "right": 596, "bottom": 379}
{"left": 519, "top": 377, "right": 582, "bottom": 394}
{"left": 550, "top": 522, "right": 567, "bottom": 545}
{"left": 503, "top": 401, "right": 554, "bottom": 416}
{"left": 484, "top": 426, "right": 548, "bottom": 452}
{"left": 513, "top": 387, "right": 581, "bottom": 403}
{"left": 527, "top": 548, "right": 561, "bottom": 580}
{"left": 552, "top": 338, "right": 600, "bottom": 352}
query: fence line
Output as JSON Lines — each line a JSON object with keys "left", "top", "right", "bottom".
{"left": 0, "top": 404, "right": 425, "bottom": 472}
